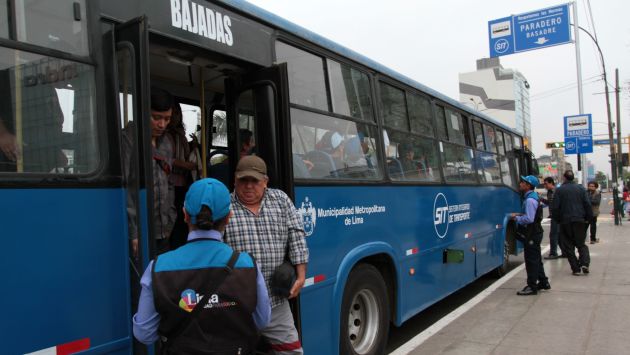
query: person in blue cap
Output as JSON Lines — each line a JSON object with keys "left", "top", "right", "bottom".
{"left": 511, "top": 175, "right": 550, "bottom": 295}
{"left": 132, "top": 178, "right": 271, "bottom": 354}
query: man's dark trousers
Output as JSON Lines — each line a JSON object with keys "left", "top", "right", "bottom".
{"left": 560, "top": 222, "right": 590, "bottom": 272}
{"left": 524, "top": 231, "right": 548, "bottom": 288}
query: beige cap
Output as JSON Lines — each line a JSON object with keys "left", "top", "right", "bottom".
{"left": 235, "top": 155, "right": 267, "bottom": 180}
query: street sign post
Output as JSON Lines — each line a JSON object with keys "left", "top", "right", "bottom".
{"left": 564, "top": 114, "right": 593, "bottom": 154}
{"left": 489, "top": 4, "right": 572, "bottom": 58}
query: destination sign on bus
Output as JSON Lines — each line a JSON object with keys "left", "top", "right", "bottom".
{"left": 170, "top": 0, "right": 234, "bottom": 46}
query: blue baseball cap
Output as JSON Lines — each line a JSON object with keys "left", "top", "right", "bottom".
{"left": 184, "top": 178, "right": 231, "bottom": 224}
{"left": 520, "top": 175, "right": 539, "bottom": 188}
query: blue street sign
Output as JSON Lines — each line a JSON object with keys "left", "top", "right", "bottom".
{"left": 489, "top": 3, "right": 572, "bottom": 58}
{"left": 563, "top": 114, "right": 593, "bottom": 154}
{"left": 593, "top": 139, "right": 618, "bottom": 145}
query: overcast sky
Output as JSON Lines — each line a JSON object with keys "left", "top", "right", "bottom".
{"left": 246, "top": 0, "right": 630, "bottom": 179}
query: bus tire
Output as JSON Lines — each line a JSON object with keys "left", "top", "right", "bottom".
{"left": 339, "top": 264, "right": 390, "bottom": 355}
{"left": 493, "top": 237, "right": 510, "bottom": 278}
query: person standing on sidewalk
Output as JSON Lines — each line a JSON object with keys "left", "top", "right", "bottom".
{"left": 588, "top": 181, "right": 601, "bottom": 244}
{"left": 552, "top": 170, "right": 593, "bottom": 275}
{"left": 511, "top": 175, "right": 550, "bottom": 295}
{"left": 540, "top": 177, "right": 561, "bottom": 259}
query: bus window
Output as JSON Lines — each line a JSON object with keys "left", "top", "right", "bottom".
{"left": 476, "top": 151, "right": 501, "bottom": 184}
{"left": 385, "top": 130, "right": 439, "bottom": 182}
{"left": 327, "top": 59, "right": 373, "bottom": 121}
{"left": 472, "top": 120, "right": 485, "bottom": 150}
{"left": 513, "top": 134, "right": 522, "bottom": 149}
{"left": 504, "top": 131, "right": 514, "bottom": 152}
{"left": 445, "top": 109, "right": 469, "bottom": 146}
{"left": 14, "top": 0, "right": 89, "bottom": 56}
{"left": 496, "top": 130, "right": 506, "bottom": 155}
{"left": 379, "top": 82, "right": 408, "bottom": 131}
{"left": 440, "top": 141, "right": 476, "bottom": 183}
{"left": 0, "top": 3, "right": 8, "bottom": 38}
{"left": 435, "top": 104, "right": 448, "bottom": 141}
{"left": 0, "top": 48, "right": 99, "bottom": 174}
{"left": 275, "top": 41, "right": 328, "bottom": 111}
{"left": 408, "top": 93, "right": 434, "bottom": 137}
{"left": 500, "top": 155, "right": 515, "bottom": 187}
{"left": 290, "top": 108, "right": 381, "bottom": 180}
{"left": 484, "top": 124, "right": 497, "bottom": 153}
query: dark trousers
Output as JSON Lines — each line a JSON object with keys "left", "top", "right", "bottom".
{"left": 524, "top": 231, "right": 548, "bottom": 289}
{"left": 549, "top": 219, "right": 560, "bottom": 256}
{"left": 559, "top": 222, "right": 590, "bottom": 272}
{"left": 589, "top": 216, "right": 598, "bottom": 241}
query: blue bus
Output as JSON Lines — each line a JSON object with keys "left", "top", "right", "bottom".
{"left": 0, "top": 1, "right": 537, "bottom": 354}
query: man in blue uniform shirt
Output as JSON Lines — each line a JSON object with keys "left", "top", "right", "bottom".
{"left": 133, "top": 178, "right": 271, "bottom": 354}
{"left": 511, "top": 175, "right": 550, "bottom": 296}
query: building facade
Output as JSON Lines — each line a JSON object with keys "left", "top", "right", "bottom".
{"left": 459, "top": 57, "right": 531, "bottom": 148}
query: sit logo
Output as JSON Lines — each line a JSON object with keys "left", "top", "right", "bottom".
{"left": 433, "top": 193, "right": 449, "bottom": 239}
{"left": 298, "top": 197, "right": 317, "bottom": 236}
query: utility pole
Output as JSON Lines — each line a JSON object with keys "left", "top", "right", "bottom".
{"left": 616, "top": 69, "right": 623, "bottom": 183}
{"left": 572, "top": 2, "right": 587, "bottom": 186}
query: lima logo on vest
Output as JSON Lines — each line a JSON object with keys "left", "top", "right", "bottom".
{"left": 179, "top": 288, "right": 238, "bottom": 312}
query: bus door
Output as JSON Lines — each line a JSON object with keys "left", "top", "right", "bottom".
{"left": 108, "top": 16, "right": 156, "bottom": 354}
{"left": 224, "top": 64, "right": 292, "bottom": 195}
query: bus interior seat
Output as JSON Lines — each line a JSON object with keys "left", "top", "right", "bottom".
{"left": 292, "top": 154, "right": 311, "bottom": 179}
{"left": 305, "top": 150, "right": 338, "bottom": 178}
{"left": 387, "top": 158, "right": 405, "bottom": 180}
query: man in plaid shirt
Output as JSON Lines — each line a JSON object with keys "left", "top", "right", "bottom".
{"left": 225, "top": 155, "right": 309, "bottom": 355}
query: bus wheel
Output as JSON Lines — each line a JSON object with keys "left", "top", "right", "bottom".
{"left": 494, "top": 237, "right": 510, "bottom": 278}
{"left": 340, "top": 264, "right": 389, "bottom": 355}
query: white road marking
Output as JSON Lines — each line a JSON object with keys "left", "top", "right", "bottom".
{"left": 389, "top": 245, "right": 550, "bottom": 355}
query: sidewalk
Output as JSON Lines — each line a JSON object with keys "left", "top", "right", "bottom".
{"left": 407, "top": 218, "right": 630, "bottom": 355}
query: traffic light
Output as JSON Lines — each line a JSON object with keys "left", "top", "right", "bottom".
{"left": 545, "top": 142, "right": 565, "bottom": 149}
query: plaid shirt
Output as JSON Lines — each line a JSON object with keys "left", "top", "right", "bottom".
{"left": 225, "top": 188, "right": 309, "bottom": 308}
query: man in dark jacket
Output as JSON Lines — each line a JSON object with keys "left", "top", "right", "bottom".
{"left": 552, "top": 170, "right": 593, "bottom": 275}
{"left": 512, "top": 175, "right": 549, "bottom": 295}
{"left": 588, "top": 181, "right": 601, "bottom": 244}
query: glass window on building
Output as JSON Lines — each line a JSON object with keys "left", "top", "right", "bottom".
{"left": 327, "top": 59, "right": 373, "bottom": 121}
{"left": 14, "top": 0, "right": 89, "bottom": 56}
{"left": 440, "top": 141, "right": 476, "bottom": 183}
{"left": 379, "top": 82, "right": 408, "bottom": 131}
{"left": 0, "top": 48, "right": 99, "bottom": 174}
{"left": 472, "top": 120, "right": 485, "bottom": 150}
{"left": 276, "top": 41, "right": 328, "bottom": 111}
{"left": 408, "top": 93, "right": 434, "bottom": 136}
{"left": 290, "top": 108, "right": 382, "bottom": 180}
{"left": 384, "top": 130, "right": 440, "bottom": 182}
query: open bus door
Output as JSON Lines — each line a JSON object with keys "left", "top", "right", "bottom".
{"left": 223, "top": 64, "right": 303, "bottom": 336}
{"left": 106, "top": 15, "right": 156, "bottom": 354}
{"left": 224, "top": 64, "right": 292, "bottom": 196}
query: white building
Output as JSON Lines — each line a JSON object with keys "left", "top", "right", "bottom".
{"left": 459, "top": 57, "right": 531, "bottom": 148}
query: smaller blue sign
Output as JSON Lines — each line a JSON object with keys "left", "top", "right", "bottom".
{"left": 564, "top": 137, "right": 578, "bottom": 154}
{"left": 577, "top": 136, "right": 593, "bottom": 154}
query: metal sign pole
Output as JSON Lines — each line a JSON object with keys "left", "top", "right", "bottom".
{"left": 572, "top": 2, "right": 587, "bottom": 186}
